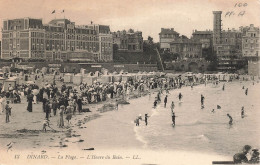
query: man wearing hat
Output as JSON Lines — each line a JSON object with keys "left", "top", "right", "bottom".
{"left": 233, "top": 145, "right": 252, "bottom": 163}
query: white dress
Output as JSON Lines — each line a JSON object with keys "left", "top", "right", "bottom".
{"left": 1, "top": 97, "right": 6, "bottom": 114}
{"left": 0, "top": 98, "right": 3, "bottom": 114}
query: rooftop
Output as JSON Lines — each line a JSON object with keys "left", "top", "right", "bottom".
{"left": 192, "top": 30, "right": 213, "bottom": 35}
{"left": 159, "top": 28, "right": 179, "bottom": 35}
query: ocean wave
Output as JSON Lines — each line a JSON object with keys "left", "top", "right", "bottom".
{"left": 133, "top": 125, "right": 148, "bottom": 148}
{"left": 178, "top": 120, "right": 227, "bottom": 126}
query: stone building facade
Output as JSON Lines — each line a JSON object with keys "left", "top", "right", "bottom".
{"left": 1, "top": 18, "right": 113, "bottom": 62}
{"left": 215, "top": 29, "right": 242, "bottom": 58}
{"left": 170, "top": 38, "right": 202, "bottom": 59}
{"left": 159, "top": 28, "right": 180, "bottom": 51}
{"left": 192, "top": 30, "right": 212, "bottom": 49}
{"left": 112, "top": 29, "right": 143, "bottom": 52}
{"left": 240, "top": 24, "right": 259, "bottom": 57}
{"left": 86, "top": 24, "right": 113, "bottom": 62}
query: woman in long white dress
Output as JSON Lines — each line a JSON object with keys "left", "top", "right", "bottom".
{"left": 32, "top": 89, "right": 39, "bottom": 104}
{"left": 0, "top": 96, "right": 3, "bottom": 114}
{"left": 1, "top": 96, "right": 6, "bottom": 114}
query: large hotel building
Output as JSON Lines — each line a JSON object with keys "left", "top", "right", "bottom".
{"left": 1, "top": 18, "right": 113, "bottom": 62}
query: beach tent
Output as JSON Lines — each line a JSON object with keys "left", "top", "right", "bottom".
{"left": 101, "top": 68, "right": 109, "bottom": 75}
{"left": 2, "top": 66, "right": 11, "bottom": 73}
{"left": 136, "top": 73, "right": 143, "bottom": 80}
{"left": 73, "top": 74, "right": 83, "bottom": 85}
{"left": 113, "top": 71, "right": 118, "bottom": 75}
{"left": 88, "top": 72, "right": 94, "bottom": 76}
{"left": 95, "top": 71, "right": 100, "bottom": 77}
{"left": 196, "top": 73, "right": 204, "bottom": 79}
{"left": 113, "top": 75, "right": 122, "bottom": 82}
{"left": 0, "top": 77, "right": 5, "bottom": 85}
{"left": 97, "top": 75, "right": 111, "bottom": 83}
{"left": 64, "top": 73, "right": 73, "bottom": 83}
{"left": 119, "top": 70, "right": 124, "bottom": 74}
{"left": 122, "top": 74, "right": 133, "bottom": 82}
{"left": 41, "top": 67, "right": 47, "bottom": 74}
{"left": 80, "top": 68, "right": 87, "bottom": 75}
{"left": 83, "top": 76, "right": 97, "bottom": 85}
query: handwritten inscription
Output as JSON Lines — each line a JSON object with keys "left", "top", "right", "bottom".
{"left": 225, "top": 2, "right": 248, "bottom": 17}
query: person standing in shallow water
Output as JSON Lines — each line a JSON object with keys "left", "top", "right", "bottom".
{"left": 135, "top": 116, "right": 141, "bottom": 126}
{"left": 171, "top": 101, "right": 175, "bottom": 111}
{"left": 201, "top": 94, "right": 205, "bottom": 107}
{"left": 153, "top": 100, "right": 157, "bottom": 108}
{"left": 164, "top": 95, "right": 168, "bottom": 108}
{"left": 178, "top": 93, "right": 183, "bottom": 102}
{"left": 172, "top": 112, "right": 176, "bottom": 126}
{"left": 227, "top": 113, "right": 233, "bottom": 125}
{"left": 144, "top": 114, "right": 149, "bottom": 126}
{"left": 241, "top": 106, "right": 245, "bottom": 118}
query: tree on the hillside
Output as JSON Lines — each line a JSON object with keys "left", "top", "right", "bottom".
{"left": 161, "top": 51, "right": 180, "bottom": 62}
{"left": 113, "top": 44, "right": 119, "bottom": 61}
{"left": 204, "top": 48, "right": 218, "bottom": 71}
{"left": 148, "top": 36, "right": 154, "bottom": 45}
{"left": 128, "top": 29, "right": 134, "bottom": 33}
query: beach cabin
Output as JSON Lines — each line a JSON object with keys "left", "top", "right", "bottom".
{"left": 95, "top": 71, "right": 100, "bottom": 77}
{"left": 122, "top": 74, "right": 132, "bottom": 82}
{"left": 113, "top": 75, "right": 122, "bottom": 82}
{"left": 73, "top": 74, "right": 83, "bottom": 85}
{"left": 80, "top": 68, "right": 87, "bottom": 75}
{"left": 83, "top": 76, "right": 97, "bottom": 85}
{"left": 97, "top": 75, "right": 111, "bottom": 83}
{"left": 64, "top": 73, "right": 73, "bottom": 83}
{"left": 0, "top": 77, "right": 5, "bottom": 85}
{"left": 2, "top": 66, "right": 11, "bottom": 73}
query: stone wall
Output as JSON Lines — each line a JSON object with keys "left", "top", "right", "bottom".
{"left": 165, "top": 59, "right": 210, "bottom": 73}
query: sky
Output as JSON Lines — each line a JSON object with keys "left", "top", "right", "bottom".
{"left": 0, "top": 0, "right": 260, "bottom": 42}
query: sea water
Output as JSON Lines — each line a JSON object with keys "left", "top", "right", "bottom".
{"left": 132, "top": 81, "right": 260, "bottom": 156}
{"left": 85, "top": 80, "right": 260, "bottom": 157}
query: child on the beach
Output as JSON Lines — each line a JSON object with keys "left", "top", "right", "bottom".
{"left": 43, "top": 119, "right": 50, "bottom": 132}
{"left": 5, "top": 101, "right": 11, "bottom": 123}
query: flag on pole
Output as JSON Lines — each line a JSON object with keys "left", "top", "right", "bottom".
{"left": 51, "top": 10, "right": 55, "bottom": 14}
{"left": 61, "top": 10, "right": 65, "bottom": 13}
